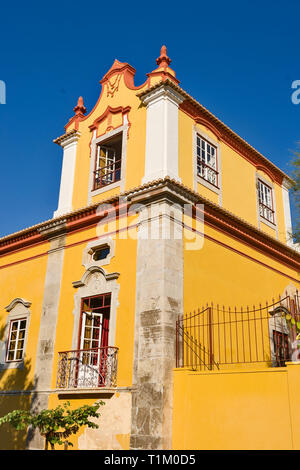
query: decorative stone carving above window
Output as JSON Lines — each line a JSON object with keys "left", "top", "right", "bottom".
{"left": 82, "top": 237, "right": 115, "bottom": 270}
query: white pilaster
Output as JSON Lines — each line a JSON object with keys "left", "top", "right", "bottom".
{"left": 141, "top": 84, "right": 184, "bottom": 184}
{"left": 53, "top": 131, "right": 80, "bottom": 218}
{"left": 282, "top": 178, "right": 294, "bottom": 246}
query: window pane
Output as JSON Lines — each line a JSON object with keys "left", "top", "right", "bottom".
{"left": 8, "top": 340, "right": 16, "bottom": 351}
{"left": 7, "top": 351, "right": 14, "bottom": 361}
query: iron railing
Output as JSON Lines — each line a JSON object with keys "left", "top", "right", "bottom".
{"left": 197, "top": 160, "right": 219, "bottom": 188}
{"left": 56, "top": 346, "right": 118, "bottom": 389}
{"left": 259, "top": 201, "right": 275, "bottom": 224}
{"left": 93, "top": 159, "right": 121, "bottom": 190}
{"left": 176, "top": 294, "right": 300, "bottom": 370}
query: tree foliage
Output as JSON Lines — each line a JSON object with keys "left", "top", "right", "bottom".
{"left": 0, "top": 400, "right": 104, "bottom": 450}
{"left": 290, "top": 150, "right": 300, "bottom": 243}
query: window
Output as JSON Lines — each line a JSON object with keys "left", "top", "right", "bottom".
{"left": 93, "top": 245, "right": 110, "bottom": 262}
{"left": 258, "top": 180, "right": 275, "bottom": 224}
{"left": 6, "top": 318, "right": 27, "bottom": 362}
{"left": 93, "top": 134, "right": 122, "bottom": 190}
{"left": 196, "top": 135, "right": 218, "bottom": 188}
{"left": 77, "top": 294, "right": 111, "bottom": 387}
{"left": 273, "top": 330, "right": 290, "bottom": 366}
{"left": 79, "top": 294, "right": 111, "bottom": 352}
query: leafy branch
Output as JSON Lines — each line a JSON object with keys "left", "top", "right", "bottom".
{"left": 0, "top": 400, "right": 104, "bottom": 450}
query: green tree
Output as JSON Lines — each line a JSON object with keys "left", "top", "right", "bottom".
{"left": 290, "top": 150, "right": 300, "bottom": 243}
{"left": 0, "top": 400, "right": 104, "bottom": 450}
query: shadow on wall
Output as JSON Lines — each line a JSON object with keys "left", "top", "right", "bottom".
{"left": 0, "top": 325, "right": 38, "bottom": 450}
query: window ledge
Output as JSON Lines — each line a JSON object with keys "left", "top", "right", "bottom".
{"left": 55, "top": 386, "right": 133, "bottom": 397}
{"left": 197, "top": 176, "right": 220, "bottom": 195}
{"left": 91, "top": 180, "right": 121, "bottom": 197}
{"left": 260, "top": 217, "right": 277, "bottom": 231}
{"left": 0, "top": 360, "right": 24, "bottom": 371}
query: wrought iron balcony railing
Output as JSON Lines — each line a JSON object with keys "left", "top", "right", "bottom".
{"left": 93, "top": 159, "right": 121, "bottom": 190}
{"left": 197, "top": 160, "right": 219, "bottom": 188}
{"left": 56, "top": 346, "right": 118, "bottom": 390}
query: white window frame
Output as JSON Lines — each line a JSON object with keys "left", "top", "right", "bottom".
{"left": 6, "top": 318, "right": 28, "bottom": 362}
{"left": 88, "top": 124, "right": 128, "bottom": 203}
{"left": 0, "top": 298, "right": 31, "bottom": 370}
{"left": 258, "top": 180, "right": 275, "bottom": 224}
{"left": 193, "top": 127, "right": 222, "bottom": 203}
{"left": 256, "top": 174, "right": 278, "bottom": 233}
{"left": 71, "top": 266, "right": 120, "bottom": 352}
{"left": 94, "top": 144, "right": 121, "bottom": 188}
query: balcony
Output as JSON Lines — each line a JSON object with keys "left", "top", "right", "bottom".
{"left": 93, "top": 159, "right": 121, "bottom": 190}
{"left": 56, "top": 346, "right": 118, "bottom": 390}
{"left": 197, "top": 160, "right": 219, "bottom": 188}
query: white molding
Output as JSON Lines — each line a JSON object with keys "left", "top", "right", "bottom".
{"left": 82, "top": 237, "right": 115, "bottom": 270}
{"left": 5, "top": 297, "right": 31, "bottom": 312}
{"left": 88, "top": 125, "right": 128, "bottom": 204}
{"left": 282, "top": 179, "right": 294, "bottom": 246}
{"left": 255, "top": 173, "right": 278, "bottom": 238}
{"left": 71, "top": 266, "right": 120, "bottom": 350}
{"left": 193, "top": 126, "right": 222, "bottom": 205}
{"left": 141, "top": 84, "right": 184, "bottom": 185}
{"left": 54, "top": 132, "right": 80, "bottom": 217}
{"left": 0, "top": 298, "right": 31, "bottom": 370}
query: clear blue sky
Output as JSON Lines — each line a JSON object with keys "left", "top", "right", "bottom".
{"left": 0, "top": 0, "right": 300, "bottom": 237}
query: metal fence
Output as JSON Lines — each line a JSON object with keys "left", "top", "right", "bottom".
{"left": 56, "top": 346, "right": 118, "bottom": 389}
{"left": 176, "top": 294, "right": 300, "bottom": 370}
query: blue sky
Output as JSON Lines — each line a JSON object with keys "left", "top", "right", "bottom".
{"left": 0, "top": 0, "right": 300, "bottom": 237}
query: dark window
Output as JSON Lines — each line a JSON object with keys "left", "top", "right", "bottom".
{"left": 273, "top": 330, "right": 290, "bottom": 366}
{"left": 93, "top": 246, "right": 110, "bottom": 261}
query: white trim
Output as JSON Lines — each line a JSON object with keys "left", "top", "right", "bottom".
{"left": 82, "top": 237, "right": 115, "bottom": 270}
{"left": 54, "top": 132, "right": 80, "bottom": 217}
{"left": 71, "top": 267, "right": 120, "bottom": 350}
{"left": 193, "top": 127, "right": 222, "bottom": 204}
{"left": 88, "top": 125, "right": 128, "bottom": 204}
{"left": 282, "top": 178, "right": 294, "bottom": 246}
{"left": 0, "top": 298, "right": 31, "bottom": 370}
{"left": 141, "top": 84, "right": 183, "bottom": 184}
{"left": 255, "top": 173, "right": 278, "bottom": 238}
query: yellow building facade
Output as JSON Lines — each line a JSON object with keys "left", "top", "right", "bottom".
{"left": 1, "top": 46, "right": 300, "bottom": 450}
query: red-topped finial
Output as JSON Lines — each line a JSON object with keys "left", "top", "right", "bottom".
{"left": 156, "top": 45, "right": 171, "bottom": 67}
{"left": 73, "top": 96, "right": 87, "bottom": 115}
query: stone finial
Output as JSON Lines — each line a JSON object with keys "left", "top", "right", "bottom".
{"left": 156, "top": 45, "right": 171, "bottom": 67}
{"left": 73, "top": 96, "right": 87, "bottom": 115}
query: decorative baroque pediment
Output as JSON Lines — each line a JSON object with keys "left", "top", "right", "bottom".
{"left": 72, "top": 266, "right": 120, "bottom": 293}
{"left": 5, "top": 298, "right": 32, "bottom": 312}
{"left": 89, "top": 105, "right": 131, "bottom": 137}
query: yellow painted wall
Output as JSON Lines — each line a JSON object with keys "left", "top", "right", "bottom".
{"left": 183, "top": 215, "right": 300, "bottom": 315}
{"left": 0, "top": 242, "right": 49, "bottom": 390}
{"left": 172, "top": 362, "right": 300, "bottom": 450}
{"left": 178, "top": 111, "right": 289, "bottom": 242}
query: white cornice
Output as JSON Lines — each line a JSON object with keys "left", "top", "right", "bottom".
{"left": 282, "top": 177, "right": 293, "bottom": 190}
{"left": 139, "top": 83, "right": 184, "bottom": 107}
{"left": 53, "top": 130, "right": 81, "bottom": 148}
